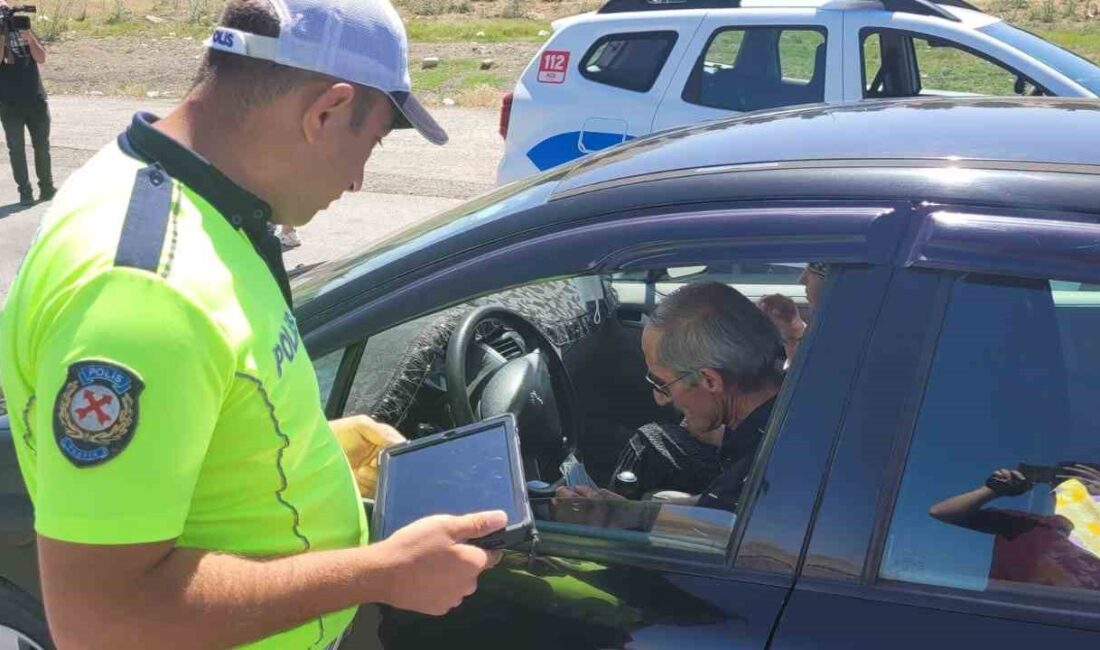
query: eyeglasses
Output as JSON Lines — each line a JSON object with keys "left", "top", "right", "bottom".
{"left": 645, "top": 370, "right": 694, "bottom": 398}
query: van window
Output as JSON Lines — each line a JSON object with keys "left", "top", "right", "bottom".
{"left": 580, "top": 31, "right": 679, "bottom": 93}
{"left": 684, "top": 26, "right": 827, "bottom": 112}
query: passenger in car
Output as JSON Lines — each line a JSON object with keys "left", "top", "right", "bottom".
{"left": 928, "top": 463, "right": 1100, "bottom": 591}
{"left": 799, "top": 262, "right": 828, "bottom": 311}
{"left": 757, "top": 293, "right": 806, "bottom": 367}
{"left": 558, "top": 281, "right": 784, "bottom": 514}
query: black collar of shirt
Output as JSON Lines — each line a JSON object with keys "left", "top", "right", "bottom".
{"left": 719, "top": 396, "right": 777, "bottom": 466}
{"left": 117, "top": 112, "right": 292, "bottom": 307}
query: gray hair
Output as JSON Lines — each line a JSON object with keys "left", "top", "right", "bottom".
{"left": 649, "top": 282, "right": 784, "bottom": 392}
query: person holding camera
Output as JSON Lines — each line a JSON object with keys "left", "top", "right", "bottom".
{"left": 929, "top": 463, "right": 1100, "bottom": 591}
{"left": 0, "top": 0, "right": 53, "bottom": 207}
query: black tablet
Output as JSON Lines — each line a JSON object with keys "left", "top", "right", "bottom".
{"left": 371, "top": 414, "right": 534, "bottom": 550}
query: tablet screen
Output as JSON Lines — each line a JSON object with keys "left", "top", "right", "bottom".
{"left": 380, "top": 421, "right": 520, "bottom": 537}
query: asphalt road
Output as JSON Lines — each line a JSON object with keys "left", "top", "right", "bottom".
{"left": 0, "top": 95, "right": 504, "bottom": 302}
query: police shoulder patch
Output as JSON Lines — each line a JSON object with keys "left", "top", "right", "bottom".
{"left": 53, "top": 361, "right": 144, "bottom": 468}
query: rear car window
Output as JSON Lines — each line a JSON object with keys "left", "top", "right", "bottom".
{"left": 684, "top": 26, "right": 827, "bottom": 112}
{"left": 579, "top": 31, "right": 679, "bottom": 93}
{"left": 882, "top": 275, "right": 1100, "bottom": 604}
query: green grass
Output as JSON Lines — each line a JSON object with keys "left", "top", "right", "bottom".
{"left": 1035, "top": 26, "right": 1100, "bottom": 64}
{"left": 35, "top": 14, "right": 214, "bottom": 41}
{"left": 778, "top": 31, "right": 825, "bottom": 81}
{"left": 40, "top": 16, "right": 549, "bottom": 43}
{"left": 917, "top": 46, "right": 1018, "bottom": 95}
{"left": 404, "top": 18, "right": 550, "bottom": 43}
{"left": 66, "top": 19, "right": 212, "bottom": 39}
{"left": 704, "top": 31, "right": 744, "bottom": 66}
{"left": 410, "top": 58, "right": 507, "bottom": 94}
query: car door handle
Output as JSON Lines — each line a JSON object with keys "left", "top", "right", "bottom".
{"left": 579, "top": 117, "right": 628, "bottom": 154}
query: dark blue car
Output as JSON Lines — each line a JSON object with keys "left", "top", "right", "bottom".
{"left": 3, "top": 97, "right": 1100, "bottom": 648}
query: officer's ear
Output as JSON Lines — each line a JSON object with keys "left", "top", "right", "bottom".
{"left": 301, "top": 82, "right": 356, "bottom": 145}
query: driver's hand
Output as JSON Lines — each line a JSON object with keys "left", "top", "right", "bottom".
{"left": 555, "top": 485, "right": 627, "bottom": 501}
{"left": 330, "top": 414, "right": 406, "bottom": 498}
{"left": 550, "top": 486, "right": 654, "bottom": 529}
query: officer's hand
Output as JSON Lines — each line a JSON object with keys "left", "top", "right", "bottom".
{"left": 374, "top": 511, "right": 506, "bottom": 615}
{"left": 330, "top": 414, "right": 405, "bottom": 498}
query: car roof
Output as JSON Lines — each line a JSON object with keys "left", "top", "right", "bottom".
{"left": 295, "top": 98, "right": 1100, "bottom": 337}
{"left": 551, "top": 97, "right": 1100, "bottom": 198}
{"left": 589, "top": 0, "right": 961, "bottom": 10}
{"left": 551, "top": 0, "right": 999, "bottom": 30}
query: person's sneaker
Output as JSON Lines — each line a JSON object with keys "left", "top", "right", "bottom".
{"left": 279, "top": 229, "right": 302, "bottom": 251}
{"left": 39, "top": 186, "right": 57, "bottom": 202}
{"left": 19, "top": 191, "right": 34, "bottom": 207}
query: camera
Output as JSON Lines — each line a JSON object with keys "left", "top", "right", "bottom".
{"left": 0, "top": 4, "right": 36, "bottom": 32}
{"left": 1018, "top": 463, "right": 1060, "bottom": 486}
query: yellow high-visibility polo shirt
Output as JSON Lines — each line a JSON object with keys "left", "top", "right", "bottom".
{"left": 0, "top": 112, "right": 365, "bottom": 649}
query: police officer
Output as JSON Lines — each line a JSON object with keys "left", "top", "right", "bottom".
{"left": 0, "top": 0, "right": 505, "bottom": 647}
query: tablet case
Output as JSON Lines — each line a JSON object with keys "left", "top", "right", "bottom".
{"left": 372, "top": 414, "right": 535, "bottom": 550}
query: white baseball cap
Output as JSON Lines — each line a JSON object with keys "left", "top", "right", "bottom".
{"left": 204, "top": 0, "right": 447, "bottom": 145}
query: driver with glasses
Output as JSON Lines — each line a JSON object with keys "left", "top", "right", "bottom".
{"left": 560, "top": 281, "right": 785, "bottom": 513}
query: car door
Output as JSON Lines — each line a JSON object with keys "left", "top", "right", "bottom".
{"left": 650, "top": 8, "right": 843, "bottom": 133}
{"left": 354, "top": 202, "right": 908, "bottom": 649}
{"left": 841, "top": 11, "right": 1087, "bottom": 101}
{"left": 772, "top": 205, "right": 1100, "bottom": 648}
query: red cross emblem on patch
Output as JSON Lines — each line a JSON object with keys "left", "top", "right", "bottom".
{"left": 54, "top": 360, "right": 144, "bottom": 468}
{"left": 71, "top": 386, "right": 120, "bottom": 431}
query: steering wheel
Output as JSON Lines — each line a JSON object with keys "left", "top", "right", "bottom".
{"left": 446, "top": 306, "right": 582, "bottom": 484}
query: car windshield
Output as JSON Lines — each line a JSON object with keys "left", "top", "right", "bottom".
{"left": 291, "top": 169, "right": 566, "bottom": 305}
{"left": 980, "top": 22, "right": 1100, "bottom": 95}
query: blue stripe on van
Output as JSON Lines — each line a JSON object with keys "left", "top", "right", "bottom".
{"left": 526, "top": 131, "right": 637, "bottom": 171}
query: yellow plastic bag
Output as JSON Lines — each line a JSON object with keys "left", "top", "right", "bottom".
{"left": 1054, "top": 478, "right": 1100, "bottom": 558}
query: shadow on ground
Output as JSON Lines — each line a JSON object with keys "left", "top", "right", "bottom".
{"left": 0, "top": 202, "right": 35, "bottom": 221}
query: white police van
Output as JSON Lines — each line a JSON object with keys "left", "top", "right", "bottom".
{"left": 496, "top": 0, "right": 1100, "bottom": 184}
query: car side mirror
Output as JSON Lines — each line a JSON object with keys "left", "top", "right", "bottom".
{"left": 1015, "top": 76, "right": 1027, "bottom": 95}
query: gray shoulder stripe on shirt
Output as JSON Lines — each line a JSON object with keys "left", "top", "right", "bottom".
{"left": 114, "top": 165, "right": 172, "bottom": 273}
